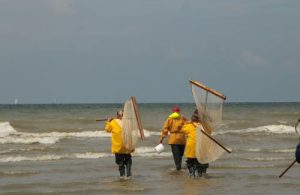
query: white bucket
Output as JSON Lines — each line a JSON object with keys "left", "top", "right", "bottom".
{"left": 154, "top": 143, "right": 165, "bottom": 154}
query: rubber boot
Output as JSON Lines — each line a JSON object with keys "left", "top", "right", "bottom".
{"left": 197, "top": 168, "right": 203, "bottom": 178}
{"left": 126, "top": 159, "right": 132, "bottom": 177}
{"left": 196, "top": 164, "right": 202, "bottom": 178}
{"left": 188, "top": 166, "right": 195, "bottom": 178}
{"left": 202, "top": 168, "right": 208, "bottom": 178}
{"left": 119, "top": 163, "right": 125, "bottom": 177}
{"left": 186, "top": 159, "right": 194, "bottom": 177}
{"left": 202, "top": 163, "right": 209, "bottom": 178}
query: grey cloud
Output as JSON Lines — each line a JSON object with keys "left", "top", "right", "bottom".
{"left": 46, "top": 0, "right": 75, "bottom": 15}
{"left": 240, "top": 50, "right": 269, "bottom": 68}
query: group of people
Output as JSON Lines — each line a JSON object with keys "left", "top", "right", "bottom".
{"left": 104, "top": 106, "right": 209, "bottom": 179}
{"left": 159, "top": 106, "right": 209, "bottom": 178}
{"left": 105, "top": 108, "right": 300, "bottom": 179}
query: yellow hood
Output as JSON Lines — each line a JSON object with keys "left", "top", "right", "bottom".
{"left": 168, "top": 112, "right": 181, "bottom": 119}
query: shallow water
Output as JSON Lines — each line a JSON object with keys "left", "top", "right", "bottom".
{"left": 1, "top": 103, "right": 300, "bottom": 194}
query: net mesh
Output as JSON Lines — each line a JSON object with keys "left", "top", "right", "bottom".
{"left": 195, "top": 124, "right": 225, "bottom": 164}
{"left": 190, "top": 81, "right": 227, "bottom": 163}
{"left": 122, "top": 99, "right": 141, "bottom": 150}
{"left": 191, "top": 84, "right": 224, "bottom": 134}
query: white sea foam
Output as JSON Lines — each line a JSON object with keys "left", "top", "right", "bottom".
{"left": 0, "top": 130, "right": 106, "bottom": 145}
{"left": 0, "top": 122, "right": 17, "bottom": 137}
{"left": 0, "top": 153, "right": 113, "bottom": 162}
{"left": 273, "top": 149, "right": 295, "bottom": 153}
{"left": 0, "top": 122, "right": 158, "bottom": 145}
{"left": 244, "top": 157, "right": 293, "bottom": 161}
{"left": 0, "top": 147, "right": 51, "bottom": 154}
{"left": 0, "top": 136, "right": 60, "bottom": 145}
{"left": 133, "top": 152, "right": 172, "bottom": 157}
{"left": 73, "top": 152, "right": 113, "bottom": 159}
{"left": 134, "top": 146, "right": 172, "bottom": 157}
{"left": 215, "top": 125, "right": 295, "bottom": 135}
{"left": 241, "top": 148, "right": 294, "bottom": 153}
{"left": 135, "top": 146, "right": 156, "bottom": 153}
{"left": 213, "top": 164, "right": 277, "bottom": 169}
{"left": 0, "top": 155, "right": 64, "bottom": 162}
{"left": 144, "top": 130, "right": 161, "bottom": 136}
{"left": 245, "top": 148, "right": 262, "bottom": 152}
{"left": 0, "top": 149, "right": 172, "bottom": 162}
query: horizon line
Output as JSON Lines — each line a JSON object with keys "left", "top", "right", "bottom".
{"left": 1, "top": 101, "right": 300, "bottom": 105}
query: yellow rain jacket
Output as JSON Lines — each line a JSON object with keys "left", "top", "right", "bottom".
{"left": 181, "top": 122, "right": 199, "bottom": 158}
{"left": 105, "top": 119, "right": 133, "bottom": 154}
{"left": 161, "top": 112, "right": 187, "bottom": 145}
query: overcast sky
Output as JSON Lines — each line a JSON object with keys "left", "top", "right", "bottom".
{"left": 0, "top": 0, "right": 299, "bottom": 104}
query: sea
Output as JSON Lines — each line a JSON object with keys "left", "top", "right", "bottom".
{"left": 0, "top": 103, "right": 300, "bottom": 195}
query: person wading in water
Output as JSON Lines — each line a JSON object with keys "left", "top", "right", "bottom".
{"left": 159, "top": 106, "right": 187, "bottom": 170}
{"left": 105, "top": 110, "right": 134, "bottom": 178}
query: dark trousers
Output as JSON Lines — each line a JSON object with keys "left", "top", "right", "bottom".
{"left": 296, "top": 143, "right": 300, "bottom": 163}
{"left": 170, "top": 144, "right": 185, "bottom": 170}
{"left": 186, "top": 158, "right": 209, "bottom": 177}
{"left": 115, "top": 153, "right": 132, "bottom": 177}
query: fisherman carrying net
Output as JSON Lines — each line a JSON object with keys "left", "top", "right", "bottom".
{"left": 104, "top": 96, "right": 144, "bottom": 179}
{"left": 181, "top": 114, "right": 208, "bottom": 178}
{"left": 105, "top": 110, "right": 134, "bottom": 178}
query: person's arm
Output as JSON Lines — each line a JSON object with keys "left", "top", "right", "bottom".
{"left": 104, "top": 119, "right": 113, "bottom": 133}
{"left": 159, "top": 119, "right": 170, "bottom": 143}
{"left": 181, "top": 124, "right": 188, "bottom": 135}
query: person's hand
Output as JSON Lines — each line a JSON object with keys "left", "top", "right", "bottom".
{"left": 107, "top": 118, "right": 113, "bottom": 122}
{"left": 159, "top": 138, "right": 163, "bottom": 144}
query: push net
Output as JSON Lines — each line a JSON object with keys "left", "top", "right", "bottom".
{"left": 122, "top": 96, "right": 144, "bottom": 150}
{"left": 190, "top": 80, "right": 229, "bottom": 163}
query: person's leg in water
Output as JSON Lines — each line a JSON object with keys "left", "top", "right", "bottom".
{"left": 125, "top": 154, "right": 132, "bottom": 178}
{"left": 195, "top": 160, "right": 203, "bottom": 178}
{"left": 186, "top": 158, "right": 196, "bottom": 177}
{"left": 115, "top": 154, "right": 126, "bottom": 177}
{"left": 186, "top": 158, "right": 195, "bottom": 177}
{"left": 201, "top": 163, "right": 209, "bottom": 178}
{"left": 171, "top": 144, "right": 184, "bottom": 170}
{"left": 178, "top": 144, "right": 185, "bottom": 168}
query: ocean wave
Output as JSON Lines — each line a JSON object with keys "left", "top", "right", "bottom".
{"left": 144, "top": 130, "right": 161, "bottom": 136}
{"left": 243, "top": 156, "right": 294, "bottom": 161}
{"left": 0, "top": 122, "right": 17, "bottom": 137}
{"left": 273, "top": 149, "right": 295, "bottom": 153}
{"left": 0, "top": 147, "right": 56, "bottom": 155}
{"left": 0, "top": 154, "right": 64, "bottom": 162}
{"left": 0, "top": 122, "right": 157, "bottom": 145}
{"left": 212, "top": 164, "right": 277, "bottom": 169}
{"left": 0, "top": 136, "right": 60, "bottom": 145}
{"left": 135, "top": 146, "right": 156, "bottom": 153}
{"left": 0, "top": 170, "right": 38, "bottom": 176}
{"left": 0, "top": 153, "right": 112, "bottom": 163}
{"left": 238, "top": 148, "right": 295, "bottom": 153}
{"left": 0, "top": 130, "right": 155, "bottom": 145}
{"left": 134, "top": 146, "right": 172, "bottom": 157}
{"left": 134, "top": 152, "right": 172, "bottom": 157}
{"left": 215, "top": 125, "right": 295, "bottom": 135}
{"left": 0, "top": 149, "right": 172, "bottom": 162}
